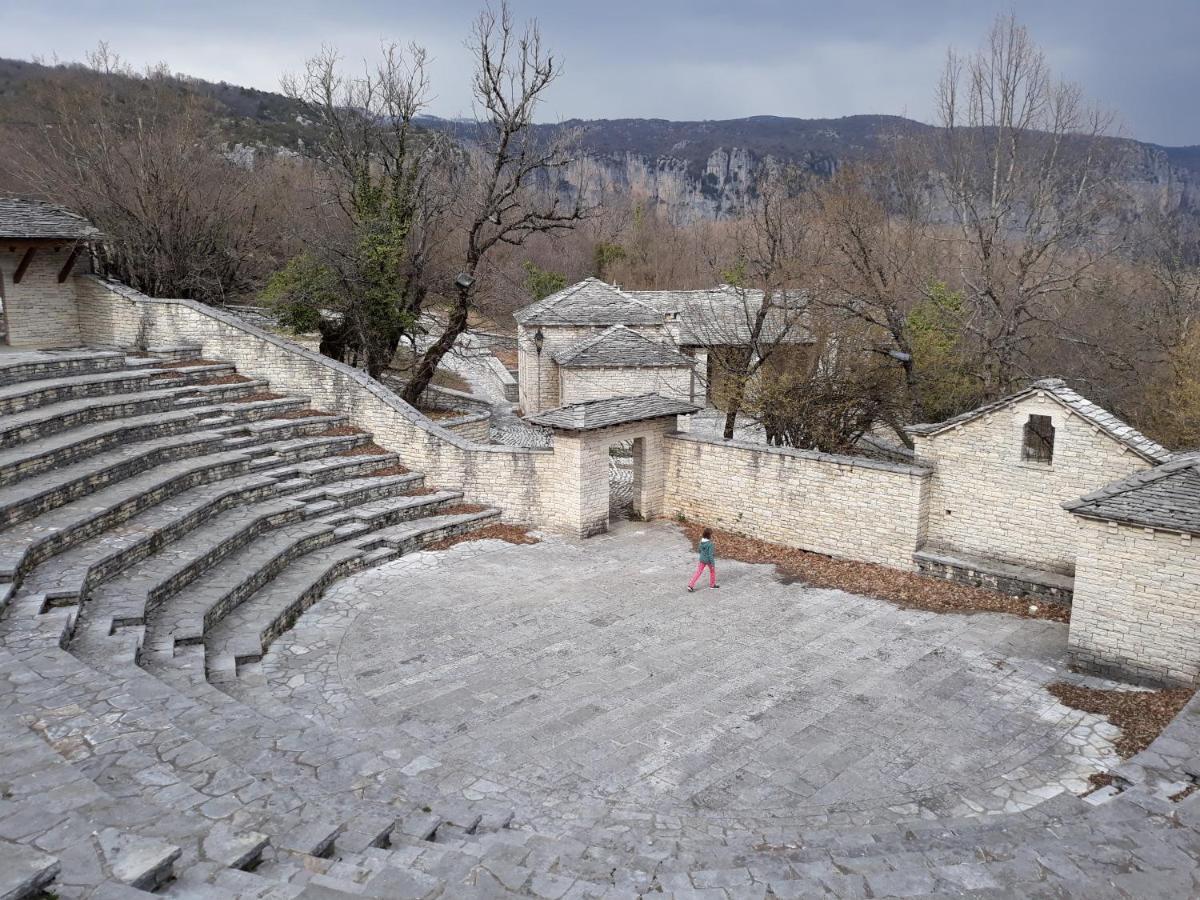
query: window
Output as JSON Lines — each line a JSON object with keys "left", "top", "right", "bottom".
{"left": 1022, "top": 414, "right": 1055, "bottom": 464}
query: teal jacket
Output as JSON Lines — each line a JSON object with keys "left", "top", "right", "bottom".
{"left": 698, "top": 538, "right": 715, "bottom": 565}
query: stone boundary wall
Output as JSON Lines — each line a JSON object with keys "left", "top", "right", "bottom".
{"left": 664, "top": 433, "right": 932, "bottom": 570}
{"left": 1069, "top": 518, "right": 1200, "bottom": 687}
{"left": 75, "top": 277, "right": 560, "bottom": 527}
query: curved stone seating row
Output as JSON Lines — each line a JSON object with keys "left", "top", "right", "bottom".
{"left": 0, "top": 350, "right": 537, "bottom": 898}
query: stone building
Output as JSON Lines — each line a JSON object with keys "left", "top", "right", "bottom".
{"left": 514, "top": 277, "right": 809, "bottom": 415}
{"left": 908, "top": 378, "right": 1172, "bottom": 599}
{"left": 0, "top": 198, "right": 101, "bottom": 348}
{"left": 1066, "top": 454, "right": 1200, "bottom": 686}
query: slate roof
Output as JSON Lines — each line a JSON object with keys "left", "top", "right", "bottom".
{"left": 0, "top": 198, "right": 100, "bottom": 241}
{"left": 527, "top": 393, "right": 700, "bottom": 431}
{"left": 1065, "top": 454, "right": 1200, "bottom": 536}
{"left": 553, "top": 325, "right": 694, "bottom": 369}
{"left": 906, "top": 378, "right": 1172, "bottom": 464}
{"left": 514, "top": 278, "right": 663, "bottom": 326}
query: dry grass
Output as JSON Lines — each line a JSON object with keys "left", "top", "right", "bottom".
{"left": 278, "top": 408, "right": 327, "bottom": 420}
{"left": 368, "top": 464, "right": 411, "bottom": 477}
{"left": 154, "top": 358, "right": 221, "bottom": 368}
{"left": 438, "top": 503, "right": 488, "bottom": 515}
{"left": 680, "top": 523, "right": 1070, "bottom": 624}
{"left": 316, "top": 425, "right": 365, "bottom": 437}
{"left": 425, "top": 523, "right": 540, "bottom": 551}
{"left": 1047, "top": 682, "right": 1195, "bottom": 759}
{"left": 229, "top": 391, "right": 284, "bottom": 403}
{"left": 1169, "top": 782, "right": 1198, "bottom": 803}
{"left": 198, "top": 374, "right": 252, "bottom": 386}
{"left": 337, "top": 442, "right": 388, "bottom": 457}
{"left": 493, "top": 348, "right": 518, "bottom": 369}
{"left": 418, "top": 408, "right": 465, "bottom": 421}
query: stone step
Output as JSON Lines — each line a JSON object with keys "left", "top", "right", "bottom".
{"left": 0, "top": 702, "right": 269, "bottom": 896}
{"left": 141, "top": 344, "right": 203, "bottom": 361}
{"left": 0, "top": 429, "right": 373, "bottom": 581}
{"left": 0, "top": 348, "right": 126, "bottom": 388}
{"left": 72, "top": 472, "right": 425, "bottom": 645}
{"left": 0, "top": 362, "right": 236, "bottom": 416}
{"left": 0, "top": 839, "right": 59, "bottom": 900}
{"left": 0, "top": 383, "right": 199, "bottom": 450}
{"left": 207, "top": 507, "right": 499, "bottom": 679}
{"left": 144, "top": 495, "right": 472, "bottom": 654}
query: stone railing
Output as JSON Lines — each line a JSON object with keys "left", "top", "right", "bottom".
{"left": 664, "top": 433, "right": 933, "bottom": 570}
{"left": 75, "top": 277, "right": 563, "bottom": 527}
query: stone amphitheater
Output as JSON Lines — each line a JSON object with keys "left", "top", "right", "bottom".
{"left": 0, "top": 201, "right": 1199, "bottom": 899}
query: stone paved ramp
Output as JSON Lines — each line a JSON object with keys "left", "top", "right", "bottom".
{"left": 258, "top": 523, "right": 1118, "bottom": 830}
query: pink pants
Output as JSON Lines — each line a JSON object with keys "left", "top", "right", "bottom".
{"left": 689, "top": 562, "right": 717, "bottom": 588}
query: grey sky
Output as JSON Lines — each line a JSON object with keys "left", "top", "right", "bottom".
{"left": 4, "top": 0, "right": 1198, "bottom": 146}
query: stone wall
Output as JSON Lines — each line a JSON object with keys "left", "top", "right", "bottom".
{"left": 664, "top": 433, "right": 931, "bottom": 570}
{"left": 75, "top": 277, "right": 563, "bottom": 527}
{"left": 1, "top": 246, "right": 89, "bottom": 348}
{"left": 913, "top": 392, "right": 1154, "bottom": 573}
{"left": 559, "top": 365, "right": 692, "bottom": 406}
{"left": 1068, "top": 519, "right": 1200, "bottom": 686}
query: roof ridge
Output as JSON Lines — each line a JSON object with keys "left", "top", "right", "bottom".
{"left": 1067, "top": 454, "right": 1200, "bottom": 508}
{"left": 908, "top": 377, "right": 1171, "bottom": 464}
{"left": 552, "top": 323, "right": 627, "bottom": 363}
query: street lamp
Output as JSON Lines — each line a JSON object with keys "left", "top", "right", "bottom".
{"left": 533, "top": 327, "right": 544, "bottom": 355}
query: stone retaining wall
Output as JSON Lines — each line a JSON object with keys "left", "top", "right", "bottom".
{"left": 1069, "top": 518, "right": 1200, "bottom": 686}
{"left": 664, "top": 433, "right": 932, "bottom": 570}
{"left": 75, "top": 277, "right": 562, "bottom": 528}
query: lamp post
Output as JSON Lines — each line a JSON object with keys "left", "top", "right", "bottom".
{"left": 533, "top": 327, "right": 544, "bottom": 412}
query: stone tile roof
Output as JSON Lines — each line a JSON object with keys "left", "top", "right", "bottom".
{"left": 907, "top": 378, "right": 1172, "bottom": 464}
{"left": 671, "top": 287, "right": 811, "bottom": 347}
{"left": 514, "top": 278, "right": 663, "bottom": 326}
{"left": 527, "top": 393, "right": 699, "bottom": 431}
{"left": 553, "top": 325, "right": 695, "bottom": 369}
{"left": 0, "top": 197, "right": 100, "bottom": 240}
{"left": 1065, "top": 454, "right": 1200, "bottom": 536}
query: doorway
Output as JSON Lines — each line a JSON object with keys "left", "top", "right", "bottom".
{"left": 607, "top": 437, "right": 645, "bottom": 524}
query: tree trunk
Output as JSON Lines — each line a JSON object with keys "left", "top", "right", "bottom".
{"left": 401, "top": 293, "right": 471, "bottom": 406}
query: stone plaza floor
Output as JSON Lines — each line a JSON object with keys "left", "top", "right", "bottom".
{"left": 251, "top": 521, "right": 1124, "bottom": 839}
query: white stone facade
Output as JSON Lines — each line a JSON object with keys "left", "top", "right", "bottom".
{"left": 1, "top": 246, "right": 90, "bottom": 348}
{"left": 912, "top": 392, "right": 1154, "bottom": 573}
{"left": 517, "top": 322, "right": 669, "bottom": 414}
{"left": 559, "top": 365, "right": 692, "bottom": 407}
{"left": 1069, "top": 520, "right": 1200, "bottom": 686}
{"left": 664, "top": 433, "right": 932, "bottom": 570}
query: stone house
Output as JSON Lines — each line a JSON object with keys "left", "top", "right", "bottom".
{"left": 1066, "top": 455, "right": 1200, "bottom": 686}
{"left": 0, "top": 198, "right": 101, "bottom": 348}
{"left": 908, "top": 378, "right": 1173, "bottom": 598}
{"left": 514, "top": 277, "right": 810, "bottom": 415}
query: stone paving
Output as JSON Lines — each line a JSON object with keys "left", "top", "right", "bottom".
{"left": 256, "top": 522, "right": 1122, "bottom": 835}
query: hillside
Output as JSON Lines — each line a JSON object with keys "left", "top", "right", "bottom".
{"left": 3, "top": 56, "right": 1199, "bottom": 222}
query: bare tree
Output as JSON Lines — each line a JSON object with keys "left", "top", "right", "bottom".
{"left": 8, "top": 45, "right": 277, "bottom": 303}
{"left": 935, "top": 13, "right": 1130, "bottom": 396}
{"left": 401, "top": 2, "right": 591, "bottom": 405}
{"left": 277, "top": 42, "right": 451, "bottom": 377}
{"left": 690, "top": 166, "right": 818, "bottom": 439}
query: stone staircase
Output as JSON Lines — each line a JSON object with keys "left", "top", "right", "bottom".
{"left": 0, "top": 348, "right": 1196, "bottom": 898}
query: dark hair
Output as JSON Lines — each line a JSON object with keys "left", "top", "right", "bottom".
{"left": 702, "top": 527, "right": 712, "bottom": 539}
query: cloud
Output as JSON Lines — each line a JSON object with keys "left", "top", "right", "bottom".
{"left": 2, "top": 0, "right": 1197, "bottom": 144}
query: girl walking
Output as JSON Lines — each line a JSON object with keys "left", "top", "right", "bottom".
{"left": 687, "top": 528, "right": 719, "bottom": 592}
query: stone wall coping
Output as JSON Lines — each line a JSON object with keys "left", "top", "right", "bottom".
{"left": 86, "top": 276, "right": 548, "bottom": 458}
{"left": 668, "top": 432, "right": 933, "bottom": 478}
